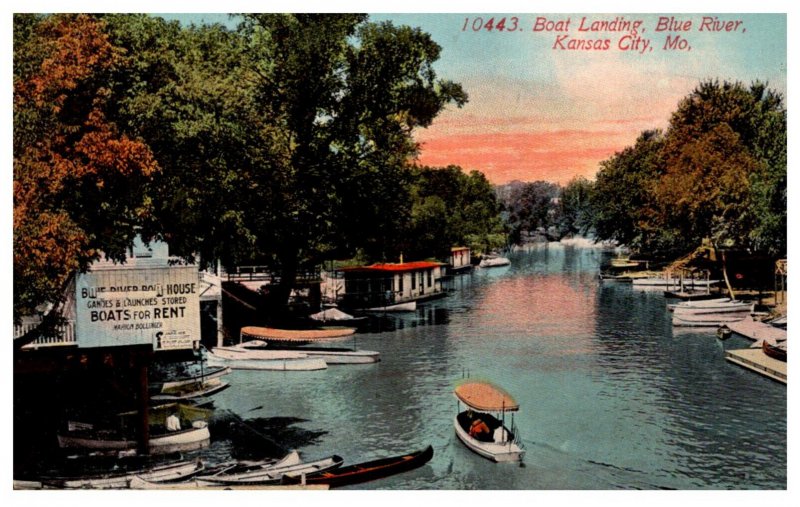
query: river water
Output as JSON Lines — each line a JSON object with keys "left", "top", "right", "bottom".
{"left": 203, "top": 243, "right": 786, "bottom": 490}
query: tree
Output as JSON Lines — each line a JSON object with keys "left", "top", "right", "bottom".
{"left": 102, "top": 14, "right": 276, "bottom": 268}
{"left": 559, "top": 176, "right": 595, "bottom": 237}
{"left": 237, "top": 14, "right": 467, "bottom": 309}
{"left": 13, "top": 14, "right": 158, "bottom": 321}
{"left": 591, "top": 130, "right": 665, "bottom": 251}
{"left": 400, "top": 166, "right": 505, "bottom": 259}
{"left": 656, "top": 80, "right": 786, "bottom": 253}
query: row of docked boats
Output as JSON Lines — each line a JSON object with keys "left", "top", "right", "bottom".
{"left": 669, "top": 297, "right": 755, "bottom": 327}
{"left": 204, "top": 326, "right": 381, "bottom": 370}
{"left": 26, "top": 446, "right": 435, "bottom": 489}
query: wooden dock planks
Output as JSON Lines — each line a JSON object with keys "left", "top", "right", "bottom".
{"left": 725, "top": 348, "right": 786, "bottom": 384}
{"left": 725, "top": 318, "right": 786, "bottom": 343}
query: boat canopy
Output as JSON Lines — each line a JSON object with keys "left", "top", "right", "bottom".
{"left": 240, "top": 326, "right": 356, "bottom": 343}
{"left": 454, "top": 382, "right": 519, "bottom": 412}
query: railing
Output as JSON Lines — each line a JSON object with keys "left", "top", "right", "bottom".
{"left": 226, "top": 266, "right": 322, "bottom": 284}
{"left": 14, "top": 320, "right": 77, "bottom": 348}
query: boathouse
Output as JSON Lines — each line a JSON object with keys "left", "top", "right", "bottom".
{"left": 449, "top": 246, "right": 472, "bottom": 273}
{"left": 14, "top": 236, "right": 223, "bottom": 352}
{"left": 338, "top": 261, "right": 445, "bottom": 309}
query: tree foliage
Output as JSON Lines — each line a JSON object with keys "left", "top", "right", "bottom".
{"left": 400, "top": 166, "right": 506, "bottom": 259}
{"left": 13, "top": 14, "right": 158, "bottom": 319}
{"left": 591, "top": 80, "right": 785, "bottom": 256}
{"left": 14, "top": 13, "right": 472, "bottom": 318}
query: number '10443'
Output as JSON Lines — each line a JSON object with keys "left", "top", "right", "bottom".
{"left": 462, "top": 17, "right": 520, "bottom": 32}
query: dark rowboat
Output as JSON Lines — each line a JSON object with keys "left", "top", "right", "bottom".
{"left": 762, "top": 341, "right": 787, "bottom": 362}
{"left": 281, "top": 445, "right": 433, "bottom": 488}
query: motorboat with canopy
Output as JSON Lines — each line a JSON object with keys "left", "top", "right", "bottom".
{"left": 453, "top": 381, "right": 524, "bottom": 463}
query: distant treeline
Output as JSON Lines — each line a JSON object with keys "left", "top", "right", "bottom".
{"left": 496, "top": 80, "right": 786, "bottom": 259}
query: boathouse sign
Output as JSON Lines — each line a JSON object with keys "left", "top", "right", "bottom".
{"left": 75, "top": 265, "right": 200, "bottom": 350}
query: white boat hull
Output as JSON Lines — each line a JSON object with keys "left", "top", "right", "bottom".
{"left": 57, "top": 423, "right": 211, "bottom": 454}
{"left": 361, "top": 301, "right": 417, "bottom": 312}
{"left": 272, "top": 348, "right": 380, "bottom": 364}
{"left": 206, "top": 351, "right": 327, "bottom": 371}
{"left": 479, "top": 257, "right": 511, "bottom": 268}
{"left": 59, "top": 459, "right": 204, "bottom": 489}
{"left": 453, "top": 415, "right": 524, "bottom": 463}
{"left": 672, "top": 304, "right": 753, "bottom": 316}
{"left": 672, "top": 313, "right": 750, "bottom": 327}
{"left": 157, "top": 366, "right": 231, "bottom": 391}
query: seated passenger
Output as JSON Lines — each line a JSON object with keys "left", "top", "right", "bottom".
{"left": 469, "top": 418, "right": 490, "bottom": 439}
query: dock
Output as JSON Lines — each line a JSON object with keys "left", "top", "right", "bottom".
{"left": 723, "top": 318, "right": 786, "bottom": 344}
{"left": 725, "top": 348, "right": 786, "bottom": 384}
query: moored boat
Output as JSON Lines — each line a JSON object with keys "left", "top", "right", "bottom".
{"left": 57, "top": 421, "right": 210, "bottom": 454}
{"left": 281, "top": 445, "right": 434, "bottom": 488}
{"left": 453, "top": 381, "right": 524, "bottom": 463}
{"left": 762, "top": 340, "right": 787, "bottom": 362}
{"left": 672, "top": 312, "right": 751, "bottom": 327}
{"left": 240, "top": 326, "right": 357, "bottom": 344}
{"left": 195, "top": 454, "right": 344, "bottom": 486}
{"left": 152, "top": 365, "right": 231, "bottom": 392}
{"left": 670, "top": 300, "right": 754, "bottom": 315}
{"left": 239, "top": 339, "right": 380, "bottom": 364}
{"left": 57, "top": 403, "right": 212, "bottom": 454}
{"left": 479, "top": 255, "right": 511, "bottom": 268}
{"left": 361, "top": 301, "right": 417, "bottom": 312}
{"left": 206, "top": 347, "right": 328, "bottom": 371}
{"left": 152, "top": 377, "right": 231, "bottom": 401}
{"left": 47, "top": 458, "right": 204, "bottom": 489}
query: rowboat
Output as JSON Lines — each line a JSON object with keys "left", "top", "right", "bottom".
{"left": 281, "top": 445, "right": 434, "bottom": 488}
{"left": 672, "top": 312, "right": 750, "bottom": 327}
{"left": 240, "top": 326, "right": 357, "bottom": 344}
{"left": 309, "top": 307, "right": 367, "bottom": 323}
{"left": 361, "top": 301, "right": 417, "bottom": 312}
{"left": 58, "top": 403, "right": 213, "bottom": 454}
{"left": 152, "top": 365, "right": 231, "bottom": 392}
{"left": 47, "top": 458, "right": 204, "bottom": 489}
{"left": 453, "top": 381, "right": 524, "bottom": 463}
{"left": 239, "top": 340, "right": 380, "bottom": 364}
{"left": 151, "top": 377, "right": 231, "bottom": 401}
{"left": 57, "top": 421, "right": 210, "bottom": 454}
{"left": 128, "top": 476, "right": 329, "bottom": 490}
{"left": 671, "top": 301, "right": 754, "bottom": 315}
{"left": 195, "top": 454, "right": 344, "bottom": 486}
{"left": 206, "top": 347, "right": 328, "bottom": 371}
{"left": 762, "top": 341, "right": 787, "bottom": 362}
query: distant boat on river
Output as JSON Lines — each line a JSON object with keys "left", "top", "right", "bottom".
{"left": 479, "top": 254, "right": 511, "bottom": 268}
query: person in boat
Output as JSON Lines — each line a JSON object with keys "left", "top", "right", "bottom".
{"left": 469, "top": 418, "right": 490, "bottom": 439}
{"left": 166, "top": 413, "right": 181, "bottom": 431}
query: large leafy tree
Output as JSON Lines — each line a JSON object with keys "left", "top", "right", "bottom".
{"left": 13, "top": 14, "right": 158, "bottom": 321}
{"left": 590, "top": 80, "right": 786, "bottom": 257}
{"left": 102, "top": 14, "right": 276, "bottom": 268}
{"left": 400, "top": 165, "right": 505, "bottom": 260}
{"left": 237, "top": 14, "right": 467, "bottom": 308}
{"left": 591, "top": 130, "right": 665, "bottom": 251}
{"left": 655, "top": 80, "right": 786, "bottom": 253}
{"left": 559, "top": 176, "right": 596, "bottom": 237}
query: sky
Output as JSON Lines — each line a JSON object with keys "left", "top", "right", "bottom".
{"left": 158, "top": 8, "right": 786, "bottom": 186}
